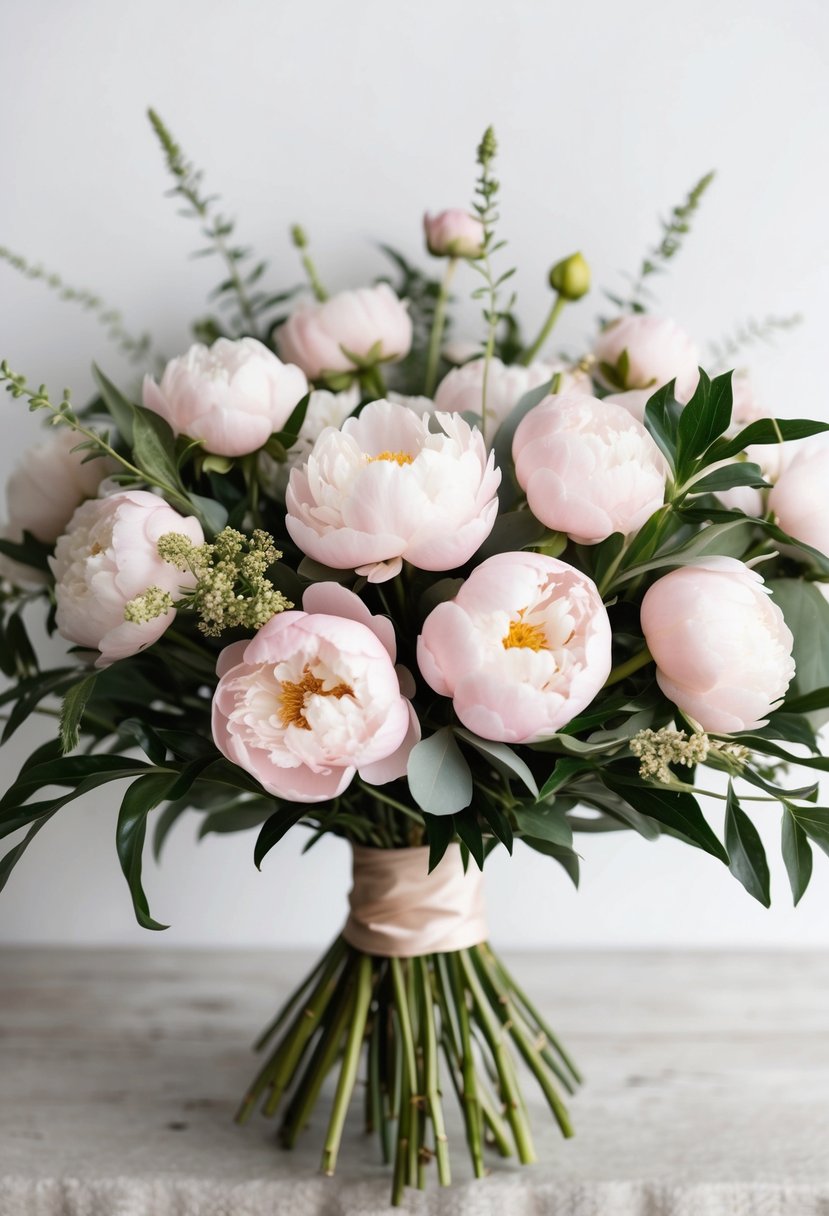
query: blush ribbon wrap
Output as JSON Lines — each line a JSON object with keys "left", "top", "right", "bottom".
{"left": 342, "top": 843, "right": 487, "bottom": 957}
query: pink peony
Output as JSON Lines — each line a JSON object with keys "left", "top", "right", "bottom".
{"left": 142, "top": 338, "right": 308, "bottom": 459}
{"left": 49, "top": 491, "right": 204, "bottom": 667}
{"left": 276, "top": 284, "right": 412, "bottom": 381}
{"left": 640, "top": 557, "right": 795, "bottom": 733}
{"left": 285, "top": 398, "right": 500, "bottom": 582}
{"left": 594, "top": 314, "right": 700, "bottom": 402}
{"left": 211, "top": 585, "right": 414, "bottom": 802}
{"left": 434, "top": 356, "right": 591, "bottom": 437}
{"left": 513, "top": 394, "right": 667, "bottom": 544}
{"left": 423, "top": 209, "right": 485, "bottom": 258}
{"left": 768, "top": 440, "right": 829, "bottom": 557}
{"left": 417, "top": 552, "right": 612, "bottom": 744}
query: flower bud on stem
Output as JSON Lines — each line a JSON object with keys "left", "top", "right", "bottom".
{"left": 291, "top": 224, "right": 328, "bottom": 302}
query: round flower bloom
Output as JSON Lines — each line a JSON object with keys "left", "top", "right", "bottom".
{"left": 0, "top": 427, "right": 117, "bottom": 586}
{"left": 594, "top": 315, "right": 700, "bottom": 402}
{"left": 49, "top": 491, "right": 204, "bottom": 667}
{"left": 513, "top": 394, "right": 667, "bottom": 544}
{"left": 640, "top": 557, "right": 795, "bottom": 733}
{"left": 434, "top": 356, "right": 592, "bottom": 437}
{"left": 142, "top": 338, "right": 308, "bottom": 459}
{"left": 212, "top": 587, "right": 414, "bottom": 802}
{"left": 417, "top": 552, "right": 612, "bottom": 744}
{"left": 275, "top": 284, "right": 412, "bottom": 381}
{"left": 285, "top": 398, "right": 500, "bottom": 583}
{"left": 423, "top": 209, "right": 485, "bottom": 258}
{"left": 769, "top": 440, "right": 829, "bottom": 556}
{"left": 601, "top": 388, "right": 653, "bottom": 424}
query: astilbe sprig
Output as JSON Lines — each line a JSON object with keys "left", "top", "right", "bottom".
{"left": 125, "top": 527, "right": 292, "bottom": 637}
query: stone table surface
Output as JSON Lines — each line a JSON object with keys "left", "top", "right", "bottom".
{"left": 1, "top": 948, "right": 828, "bottom": 1216}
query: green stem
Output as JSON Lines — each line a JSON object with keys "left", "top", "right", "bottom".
{"left": 252, "top": 936, "right": 343, "bottom": 1051}
{"left": 520, "top": 293, "right": 566, "bottom": 366}
{"left": 603, "top": 646, "right": 653, "bottom": 688}
{"left": 301, "top": 252, "right": 328, "bottom": 302}
{"left": 321, "top": 953, "right": 373, "bottom": 1176}
{"left": 424, "top": 258, "right": 458, "bottom": 397}
{"left": 417, "top": 958, "right": 451, "bottom": 1185}
{"left": 440, "top": 952, "right": 486, "bottom": 1176}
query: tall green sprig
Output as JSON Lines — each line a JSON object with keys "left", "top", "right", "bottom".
{"left": 469, "top": 127, "right": 516, "bottom": 442}
{"left": 708, "top": 312, "right": 803, "bottom": 369}
{"left": 610, "top": 170, "right": 715, "bottom": 312}
{"left": 147, "top": 109, "right": 266, "bottom": 337}
{"left": 0, "top": 245, "right": 155, "bottom": 365}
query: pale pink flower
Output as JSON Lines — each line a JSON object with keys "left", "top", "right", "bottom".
{"left": 212, "top": 587, "right": 414, "bottom": 802}
{"left": 0, "top": 427, "right": 116, "bottom": 586}
{"left": 594, "top": 315, "right": 700, "bottom": 402}
{"left": 601, "top": 389, "right": 653, "bottom": 424}
{"left": 769, "top": 440, "right": 829, "bottom": 557}
{"left": 434, "top": 356, "right": 591, "bottom": 437}
{"left": 640, "top": 557, "right": 795, "bottom": 733}
{"left": 513, "top": 394, "right": 667, "bottom": 544}
{"left": 423, "top": 209, "right": 485, "bottom": 258}
{"left": 49, "top": 491, "right": 204, "bottom": 667}
{"left": 285, "top": 399, "right": 500, "bottom": 582}
{"left": 418, "top": 552, "right": 612, "bottom": 744}
{"left": 275, "top": 284, "right": 412, "bottom": 381}
{"left": 420, "top": 552, "right": 607, "bottom": 739}
{"left": 142, "top": 338, "right": 308, "bottom": 459}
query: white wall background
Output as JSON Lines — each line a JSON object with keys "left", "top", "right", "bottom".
{"left": 1, "top": 0, "right": 828, "bottom": 949}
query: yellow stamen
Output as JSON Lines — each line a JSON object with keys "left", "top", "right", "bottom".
{"left": 278, "top": 665, "right": 354, "bottom": 730}
{"left": 368, "top": 450, "right": 414, "bottom": 466}
{"left": 90, "top": 542, "right": 103, "bottom": 556}
{"left": 502, "top": 618, "right": 547, "bottom": 652}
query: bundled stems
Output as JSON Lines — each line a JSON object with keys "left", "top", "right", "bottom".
{"left": 238, "top": 936, "right": 579, "bottom": 1205}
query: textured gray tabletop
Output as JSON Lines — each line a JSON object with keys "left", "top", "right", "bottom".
{"left": 1, "top": 948, "right": 828, "bottom": 1215}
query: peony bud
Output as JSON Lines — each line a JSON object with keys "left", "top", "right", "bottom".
{"left": 423, "top": 210, "right": 485, "bottom": 259}
{"left": 548, "top": 252, "right": 591, "bottom": 301}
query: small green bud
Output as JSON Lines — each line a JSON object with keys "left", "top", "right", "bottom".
{"left": 548, "top": 252, "right": 591, "bottom": 302}
{"left": 291, "top": 224, "right": 308, "bottom": 250}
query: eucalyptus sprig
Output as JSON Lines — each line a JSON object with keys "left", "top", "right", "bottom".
{"left": 0, "top": 245, "right": 155, "bottom": 366}
{"left": 708, "top": 312, "right": 803, "bottom": 370}
{"left": 148, "top": 108, "right": 269, "bottom": 336}
{"left": 609, "top": 170, "right": 715, "bottom": 312}
{"left": 469, "top": 127, "right": 516, "bottom": 441}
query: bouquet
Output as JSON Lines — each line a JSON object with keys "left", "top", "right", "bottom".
{"left": 2, "top": 114, "right": 828, "bottom": 1205}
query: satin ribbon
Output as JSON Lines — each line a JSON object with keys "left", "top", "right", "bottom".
{"left": 343, "top": 843, "right": 487, "bottom": 957}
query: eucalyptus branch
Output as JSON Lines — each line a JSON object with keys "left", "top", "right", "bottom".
{"left": 708, "top": 312, "right": 803, "bottom": 370}
{"left": 469, "top": 127, "right": 515, "bottom": 442}
{"left": 0, "top": 246, "right": 155, "bottom": 365}
{"left": 147, "top": 108, "right": 262, "bottom": 335}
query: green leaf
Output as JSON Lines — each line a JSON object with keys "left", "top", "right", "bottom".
{"left": 778, "top": 687, "right": 829, "bottom": 716}
{"left": 188, "top": 493, "right": 229, "bottom": 535}
{"left": 131, "top": 404, "right": 186, "bottom": 494}
{"left": 643, "top": 380, "right": 682, "bottom": 473}
{"left": 116, "top": 772, "right": 178, "bottom": 930}
{"left": 454, "top": 812, "right": 485, "bottom": 870}
{"left": 601, "top": 773, "right": 728, "bottom": 860}
{"left": 0, "top": 754, "right": 154, "bottom": 814}
{"left": 270, "top": 392, "right": 310, "bottom": 448}
{"left": 689, "top": 461, "right": 768, "bottom": 494}
{"left": 198, "top": 803, "right": 273, "bottom": 839}
{"left": 0, "top": 532, "right": 54, "bottom": 575}
{"left": 724, "top": 784, "right": 770, "bottom": 907}
{"left": 423, "top": 812, "right": 456, "bottom": 872}
{"left": 454, "top": 728, "right": 538, "bottom": 797}
{"left": 59, "top": 672, "right": 99, "bottom": 754}
{"left": 513, "top": 804, "right": 573, "bottom": 848}
{"left": 781, "top": 809, "right": 813, "bottom": 905}
{"left": 769, "top": 581, "right": 829, "bottom": 728}
{"left": 675, "top": 369, "right": 732, "bottom": 474}
{"left": 0, "top": 815, "right": 54, "bottom": 894}
{"left": 92, "top": 364, "right": 135, "bottom": 444}
{"left": 477, "top": 798, "right": 513, "bottom": 853}
{"left": 254, "top": 804, "right": 307, "bottom": 868}
{"left": 537, "top": 756, "right": 593, "bottom": 801}
{"left": 786, "top": 804, "right": 829, "bottom": 859}
{"left": 705, "top": 417, "right": 829, "bottom": 465}
{"left": 407, "top": 727, "right": 473, "bottom": 816}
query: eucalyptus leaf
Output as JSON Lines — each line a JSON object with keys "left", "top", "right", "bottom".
{"left": 407, "top": 727, "right": 473, "bottom": 816}
{"left": 454, "top": 728, "right": 538, "bottom": 796}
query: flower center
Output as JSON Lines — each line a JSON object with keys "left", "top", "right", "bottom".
{"left": 502, "top": 616, "right": 547, "bottom": 652}
{"left": 278, "top": 664, "right": 354, "bottom": 730}
{"left": 368, "top": 450, "right": 414, "bottom": 466}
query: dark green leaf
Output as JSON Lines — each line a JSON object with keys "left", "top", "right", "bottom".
{"left": 131, "top": 404, "right": 185, "bottom": 493}
{"left": 270, "top": 392, "right": 310, "bottom": 448}
{"left": 781, "top": 809, "right": 813, "bottom": 905}
{"left": 0, "top": 754, "right": 154, "bottom": 813}
{"left": 474, "top": 509, "right": 549, "bottom": 561}
{"left": 724, "top": 784, "right": 770, "bottom": 906}
{"left": 643, "top": 380, "right": 682, "bottom": 472}
{"left": 601, "top": 773, "right": 728, "bottom": 860}
{"left": 769, "top": 581, "right": 829, "bottom": 727}
{"left": 786, "top": 804, "right": 829, "bottom": 858}
{"left": 0, "top": 815, "right": 54, "bottom": 894}
{"left": 454, "top": 812, "right": 485, "bottom": 870}
{"left": 514, "top": 804, "right": 573, "bottom": 848}
{"left": 536, "top": 756, "right": 593, "bottom": 801}
{"left": 676, "top": 369, "right": 732, "bottom": 473}
{"left": 116, "top": 772, "right": 179, "bottom": 930}
{"left": 477, "top": 798, "right": 513, "bottom": 853}
{"left": 689, "top": 462, "right": 768, "bottom": 494}
{"left": 706, "top": 417, "right": 829, "bottom": 465}
{"left": 521, "top": 836, "right": 580, "bottom": 887}
{"left": 92, "top": 364, "right": 135, "bottom": 444}
{"left": 59, "top": 672, "right": 99, "bottom": 754}
{"left": 254, "top": 804, "right": 306, "bottom": 868}
{"left": 423, "top": 812, "right": 456, "bottom": 872}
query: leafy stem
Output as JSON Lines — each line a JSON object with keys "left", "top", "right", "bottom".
{"left": 424, "top": 257, "right": 458, "bottom": 397}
